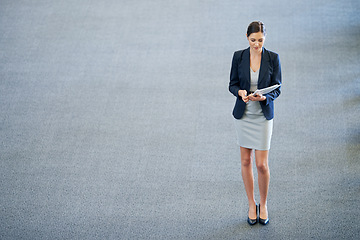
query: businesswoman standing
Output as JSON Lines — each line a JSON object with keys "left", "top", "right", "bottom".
{"left": 229, "top": 21, "right": 282, "bottom": 225}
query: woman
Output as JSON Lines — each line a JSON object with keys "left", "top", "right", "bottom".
{"left": 229, "top": 21, "right": 282, "bottom": 225}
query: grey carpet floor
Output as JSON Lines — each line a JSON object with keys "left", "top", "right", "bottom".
{"left": 1, "top": 0, "right": 359, "bottom": 239}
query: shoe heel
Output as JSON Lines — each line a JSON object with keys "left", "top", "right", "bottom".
{"left": 247, "top": 204, "right": 258, "bottom": 225}
{"left": 259, "top": 204, "right": 269, "bottom": 225}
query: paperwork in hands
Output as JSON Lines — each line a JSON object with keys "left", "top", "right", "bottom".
{"left": 252, "top": 84, "right": 281, "bottom": 96}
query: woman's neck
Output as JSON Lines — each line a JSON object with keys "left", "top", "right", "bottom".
{"left": 250, "top": 48, "right": 262, "bottom": 57}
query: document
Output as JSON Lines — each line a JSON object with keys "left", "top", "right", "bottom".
{"left": 252, "top": 84, "right": 280, "bottom": 96}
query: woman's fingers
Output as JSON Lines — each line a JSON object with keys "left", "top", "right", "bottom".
{"left": 249, "top": 94, "right": 265, "bottom": 101}
{"left": 239, "top": 90, "right": 265, "bottom": 102}
{"left": 238, "top": 90, "right": 247, "bottom": 99}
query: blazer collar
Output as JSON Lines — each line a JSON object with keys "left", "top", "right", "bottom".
{"left": 242, "top": 48, "right": 251, "bottom": 87}
{"left": 242, "top": 47, "right": 270, "bottom": 88}
{"left": 258, "top": 48, "right": 270, "bottom": 87}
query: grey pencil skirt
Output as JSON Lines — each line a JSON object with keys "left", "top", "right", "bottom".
{"left": 234, "top": 100, "right": 273, "bottom": 151}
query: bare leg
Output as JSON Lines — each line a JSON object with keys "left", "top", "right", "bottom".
{"left": 240, "top": 147, "right": 256, "bottom": 219}
{"left": 255, "top": 150, "right": 270, "bottom": 219}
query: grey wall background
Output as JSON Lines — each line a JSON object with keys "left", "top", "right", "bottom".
{"left": 1, "top": 0, "right": 359, "bottom": 239}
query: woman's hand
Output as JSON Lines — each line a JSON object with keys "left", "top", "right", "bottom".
{"left": 238, "top": 90, "right": 249, "bottom": 103}
{"left": 249, "top": 93, "right": 266, "bottom": 102}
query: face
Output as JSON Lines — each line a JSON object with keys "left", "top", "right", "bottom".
{"left": 247, "top": 32, "right": 265, "bottom": 53}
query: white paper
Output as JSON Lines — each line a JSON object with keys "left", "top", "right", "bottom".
{"left": 252, "top": 84, "right": 280, "bottom": 96}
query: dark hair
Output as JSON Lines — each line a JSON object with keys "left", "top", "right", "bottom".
{"left": 247, "top": 21, "right": 266, "bottom": 37}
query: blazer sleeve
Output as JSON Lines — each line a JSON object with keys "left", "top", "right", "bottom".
{"left": 228, "top": 51, "right": 242, "bottom": 100}
{"left": 263, "top": 53, "right": 282, "bottom": 106}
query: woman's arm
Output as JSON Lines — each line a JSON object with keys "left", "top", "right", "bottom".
{"left": 229, "top": 51, "right": 241, "bottom": 98}
{"left": 229, "top": 51, "right": 249, "bottom": 102}
{"left": 229, "top": 51, "right": 248, "bottom": 101}
{"left": 262, "top": 53, "right": 282, "bottom": 105}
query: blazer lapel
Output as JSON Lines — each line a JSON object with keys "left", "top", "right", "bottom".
{"left": 258, "top": 48, "right": 270, "bottom": 88}
{"left": 242, "top": 47, "right": 251, "bottom": 89}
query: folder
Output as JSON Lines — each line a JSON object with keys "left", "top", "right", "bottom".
{"left": 252, "top": 84, "right": 281, "bottom": 96}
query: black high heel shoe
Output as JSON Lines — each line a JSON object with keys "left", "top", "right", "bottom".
{"left": 259, "top": 204, "right": 269, "bottom": 225}
{"left": 247, "top": 204, "right": 258, "bottom": 225}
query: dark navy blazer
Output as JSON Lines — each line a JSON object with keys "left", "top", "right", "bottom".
{"left": 229, "top": 47, "right": 282, "bottom": 120}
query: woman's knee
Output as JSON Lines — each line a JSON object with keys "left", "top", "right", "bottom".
{"left": 256, "top": 162, "right": 269, "bottom": 174}
{"left": 241, "top": 157, "right": 252, "bottom": 167}
{"left": 240, "top": 147, "right": 253, "bottom": 167}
